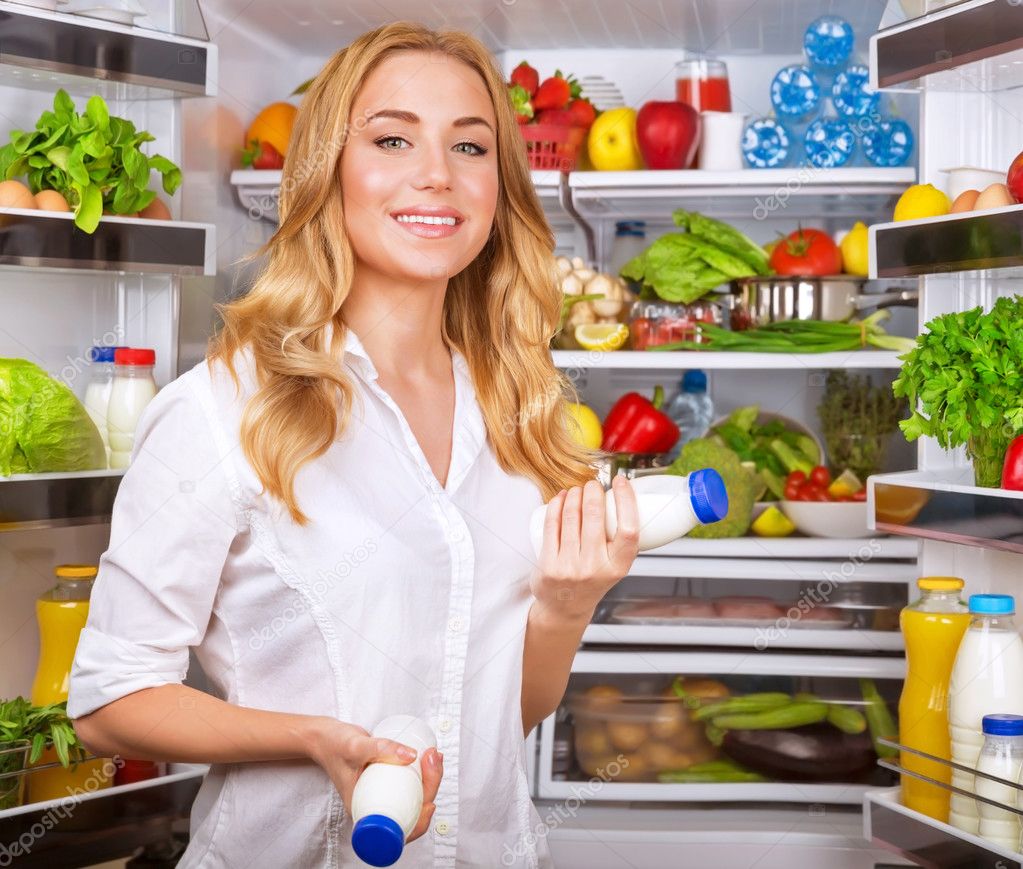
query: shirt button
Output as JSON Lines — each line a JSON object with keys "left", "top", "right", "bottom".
{"left": 435, "top": 820, "right": 450, "bottom": 836}
{"left": 438, "top": 719, "right": 452, "bottom": 733}
{"left": 448, "top": 616, "right": 463, "bottom": 632}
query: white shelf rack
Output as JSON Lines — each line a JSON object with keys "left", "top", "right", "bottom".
{"left": 552, "top": 350, "right": 904, "bottom": 370}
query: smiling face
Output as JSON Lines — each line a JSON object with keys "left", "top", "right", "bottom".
{"left": 339, "top": 51, "right": 500, "bottom": 287}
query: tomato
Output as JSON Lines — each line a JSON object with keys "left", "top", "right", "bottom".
{"left": 800, "top": 484, "right": 829, "bottom": 502}
{"left": 783, "top": 481, "right": 802, "bottom": 500}
{"left": 786, "top": 470, "right": 807, "bottom": 487}
{"left": 1002, "top": 434, "right": 1023, "bottom": 490}
{"left": 768, "top": 228, "right": 842, "bottom": 276}
{"left": 851, "top": 489, "right": 867, "bottom": 501}
{"left": 809, "top": 465, "right": 831, "bottom": 488}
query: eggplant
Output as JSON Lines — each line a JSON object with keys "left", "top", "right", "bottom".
{"left": 721, "top": 723, "right": 876, "bottom": 782}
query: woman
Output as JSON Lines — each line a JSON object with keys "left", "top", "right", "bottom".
{"left": 68, "top": 21, "right": 639, "bottom": 869}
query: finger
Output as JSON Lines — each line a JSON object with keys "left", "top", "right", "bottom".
{"left": 408, "top": 801, "right": 436, "bottom": 842}
{"left": 540, "top": 490, "right": 567, "bottom": 563}
{"left": 420, "top": 748, "right": 443, "bottom": 804}
{"left": 608, "top": 474, "right": 640, "bottom": 565}
{"left": 364, "top": 737, "right": 417, "bottom": 767}
{"left": 579, "top": 479, "right": 607, "bottom": 555}
{"left": 559, "top": 486, "right": 584, "bottom": 555}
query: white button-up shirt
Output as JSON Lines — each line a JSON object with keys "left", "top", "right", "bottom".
{"left": 68, "top": 330, "right": 554, "bottom": 868}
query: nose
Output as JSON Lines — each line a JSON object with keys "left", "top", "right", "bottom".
{"left": 412, "top": 139, "right": 453, "bottom": 192}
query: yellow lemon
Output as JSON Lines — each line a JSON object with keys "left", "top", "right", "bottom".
{"left": 893, "top": 183, "right": 951, "bottom": 222}
{"left": 840, "top": 221, "right": 870, "bottom": 276}
{"left": 828, "top": 469, "right": 864, "bottom": 499}
{"left": 565, "top": 402, "right": 602, "bottom": 450}
{"left": 587, "top": 108, "right": 643, "bottom": 172}
{"left": 575, "top": 322, "right": 629, "bottom": 351}
{"left": 751, "top": 506, "right": 796, "bottom": 538}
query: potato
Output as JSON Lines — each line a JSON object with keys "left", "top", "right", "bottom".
{"left": 640, "top": 741, "right": 679, "bottom": 770}
{"left": 584, "top": 684, "right": 623, "bottom": 708}
{"left": 649, "top": 702, "right": 685, "bottom": 739}
{"left": 575, "top": 725, "right": 612, "bottom": 757}
{"left": 615, "top": 754, "right": 650, "bottom": 782}
{"left": 607, "top": 719, "right": 647, "bottom": 752}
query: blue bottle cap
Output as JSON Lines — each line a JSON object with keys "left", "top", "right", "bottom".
{"left": 682, "top": 370, "right": 707, "bottom": 393}
{"left": 352, "top": 814, "right": 405, "bottom": 867}
{"left": 983, "top": 714, "right": 1023, "bottom": 736}
{"left": 969, "top": 594, "right": 1015, "bottom": 615}
{"left": 89, "top": 345, "right": 126, "bottom": 363}
{"left": 614, "top": 220, "right": 646, "bottom": 237}
{"left": 689, "top": 468, "right": 728, "bottom": 525}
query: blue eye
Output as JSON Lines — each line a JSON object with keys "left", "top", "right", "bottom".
{"left": 455, "top": 141, "right": 488, "bottom": 156}
{"left": 375, "top": 136, "right": 409, "bottom": 150}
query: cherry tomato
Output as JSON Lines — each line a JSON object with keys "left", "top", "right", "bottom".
{"left": 801, "top": 484, "right": 829, "bottom": 502}
{"left": 852, "top": 489, "right": 867, "bottom": 502}
{"left": 786, "top": 470, "right": 807, "bottom": 487}
{"left": 783, "top": 481, "right": 802, "bottom": 501}
{"left": 809, "top": 465, "right": 831, "bottom": 488}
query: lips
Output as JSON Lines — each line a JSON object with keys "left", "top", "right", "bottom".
{"left": 390, "top": 205, "right": 465, "bottom": 239}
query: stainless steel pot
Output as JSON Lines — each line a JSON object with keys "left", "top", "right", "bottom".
{"left": 727, "top": 276, "right": 918, "bottom": 330}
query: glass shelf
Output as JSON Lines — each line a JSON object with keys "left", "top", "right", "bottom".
{"left": 0, "top": 469, "right": 123, "bottom": 531}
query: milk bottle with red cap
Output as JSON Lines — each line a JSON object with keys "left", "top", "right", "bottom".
{"left": 107, "top": 348, "right": 157, "bottom": 469}
{"left": 948, "top": 594, "right": 1023, "bottom": 833}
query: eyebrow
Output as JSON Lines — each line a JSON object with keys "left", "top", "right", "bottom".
{"left": 366, "top": 109, "right": 494, "bottom": 134}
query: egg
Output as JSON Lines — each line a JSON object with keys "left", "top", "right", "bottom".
{"left": 974, "top": 182, "right": 1014, "bottom": 211}
{"left": 950, "top": 189, "right": 980, "bottom": 213}
{"left": 139, "top": 196, "right": 172, "bottom": 221}
{"left": 34, "top": 189, "right": 70, "bottom": 212}
{"left": 0, "top": 180, "right": 37, "bottom": 210}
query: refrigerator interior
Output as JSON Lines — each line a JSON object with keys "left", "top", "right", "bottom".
{"left": 4, "top": 0, "right": 1013, "bottom": 866}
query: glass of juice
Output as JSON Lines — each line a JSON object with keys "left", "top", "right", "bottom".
{"left": 675, "top": 57, "right": 731, "bottom": 113}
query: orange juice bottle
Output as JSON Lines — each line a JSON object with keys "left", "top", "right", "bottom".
{"left": 898, "top": 576, "right": 970, "bottom": 821}
{"left": 29, "top": 564, "right": 114, "bottom": 802}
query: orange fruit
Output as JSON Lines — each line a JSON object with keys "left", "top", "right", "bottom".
{"left": 245, "top": 102, "right": 298, "bottom": 157}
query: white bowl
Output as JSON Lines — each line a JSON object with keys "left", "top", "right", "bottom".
{"left": 940, "top": 166, "right": 1006, "bottom": 201}
{"left": 779, "top": 500, "right": 871, "bottom": 539}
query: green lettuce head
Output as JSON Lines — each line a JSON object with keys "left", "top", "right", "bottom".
{"left": 0, "top": 358, "right": 106, "bottom": 475}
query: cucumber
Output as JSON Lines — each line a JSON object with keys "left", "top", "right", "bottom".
{"left": 859, "top": 679, "right": 898, "bottom": 758}
{"left": 691, "top": 693, "right": 792, "bottom": 721}
{"left": 826, "top": 703, "right": 868, "bottom": 735}
{"left": 658, "top": 769, "right": 766, "bottom": 783}
{"left": 712, "top": 701, "right": 828, "bottom": 731}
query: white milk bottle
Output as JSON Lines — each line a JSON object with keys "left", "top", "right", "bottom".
{"left": 975, "top": 714, "right": 1023, "bottom": 850}
{"left": 529, "top": 469, "right": 729, "bottom": 557}
{"left": 107, "top": 348, "right": 157, "bottom": 469}
{"left": 351, "top": 715, "right": 437, "bottom": 867}
{"left": 948, "top": 595, "right": 1023, "bottom": 833}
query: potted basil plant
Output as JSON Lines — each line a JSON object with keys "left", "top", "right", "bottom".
{"left": 0, "top": 697, "right": 86, "bottom": 810}
{"left": 893, "top": 295, "right": 1023, "bottom": 487}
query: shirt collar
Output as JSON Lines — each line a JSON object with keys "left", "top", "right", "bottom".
{"left": 341, "top": 326, "right": 379, "bottom": 381}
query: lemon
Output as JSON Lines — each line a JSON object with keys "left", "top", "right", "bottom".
{"left": 751, "top": 506, "right": 796, "bottom": 538}
{"left": 575, "top": 322, "right": 629, "bottom": 351}
{"left": 893, "top": 183, "right": 951, "bottom": 222}
{"left": 564, "top": 402, "right": 602, "bottom": 450}
{"left": 828, "top": 469, "right": 864, "bottom": 499}
{"left": 840, "top": 221, "right": 870, "bottom": 276}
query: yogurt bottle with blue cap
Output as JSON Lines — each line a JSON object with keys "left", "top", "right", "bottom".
{"left": 975, "top": 714, "right": 1023, "bottom": 850}
{"left": 529, "top": 469, "right": 729, "bottom": 556}
{"left": 351, "top": 715, "right": 436, "bottom": 867}
{"left": 948, "top": 595, "right": 1023, "bottom": 833}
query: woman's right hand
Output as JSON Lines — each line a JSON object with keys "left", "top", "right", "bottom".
{"left": 309, "top": 717, "right": 444, "bottom": 842}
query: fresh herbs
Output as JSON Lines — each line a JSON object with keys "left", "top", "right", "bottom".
{"left": 893, "top": 295, "right": 1023, "bottom": 486}
{"left": 0, "top": 90, "right": 181, "bottom": 233}
{"left": 652, "top": 309, "right": 916, "bottom": 354}
{"left": 620, "top": 210, "right": 769, "bottom": 304}
{"left": 818, "top": 371, "right": 906, "bottom": 480}
{"left": 0, "top": 697, "right": 86, "bottom": 768}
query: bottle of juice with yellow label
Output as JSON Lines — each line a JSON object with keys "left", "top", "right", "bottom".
{"left": 898, "top": 576, "right": 970, "bottom": 821}
{"left": 28, "top": 564, "right": 114, "bottom": 803}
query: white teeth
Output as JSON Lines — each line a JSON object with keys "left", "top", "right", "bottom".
{"left": 395, "top": 214, "right": 457, "bottom": 226}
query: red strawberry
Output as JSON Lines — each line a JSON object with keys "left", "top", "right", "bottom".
{"left": 534, "top": 108, "right": 575, "bottom": 126}
{"left": 510, "top": 61, "right": 539, "bottom": 97}
{"left": 240, "top": 139, "right": 284, "bottom": 170}
{"left": 567, "top": 98, "right": 597, "bottom": 128}
{"left": 532, "top": 72, "right": 572, "bottom": 111}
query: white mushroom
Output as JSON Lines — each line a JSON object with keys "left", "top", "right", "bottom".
{"left": 587, "top": 272, "right": 625, "bottom": 317}
{"left": 570, "top": 256, "right": 586, "bottom": 270}
{"left": 555, "top": 256, "right": 573, "bottom": 277}
{"left": 561, "top": 273, "right": 583, "bottom": 295}
{"left": 573, "top": 268, "right": 596, "bottom": 284}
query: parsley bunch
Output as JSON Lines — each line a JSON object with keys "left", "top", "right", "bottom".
{"left": 893, "top": 295, "right": 1023, "bottom": 486}
{"left": 0, "top": 696, "right": 86, "bottom": 768}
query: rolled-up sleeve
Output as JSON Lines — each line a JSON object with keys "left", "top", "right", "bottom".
{"left": 68, "top": 372, "right": 243, "bottom": 719}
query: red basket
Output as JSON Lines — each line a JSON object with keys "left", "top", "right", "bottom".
{"left": 518, "top": 123, "right": 586, "bottom": 172}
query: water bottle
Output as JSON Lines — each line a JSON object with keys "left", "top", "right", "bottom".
{"left": 665, "top": 370, "right": 714, "bottom": 453}
{"left": 804, "top": 16, "right": 854, "bottom": 70}
{"left": 529, "top": 468, "right": 729, "bottom": 555}
{"left": 351, "top": 715, "right": 437, "bottom": 867}
{"left": 832, "top": 65, "right": 880, "bottom": 118}
{"left": 742, "top": 118, "right": 791, "bottom": 168}
{"left": 770, "top": 64, "right": 821, "bottom": 121}
{"left": 861, "top": 117, "right": 914, "bottom": 167}
{"left": 804, "top": 117, "right": 856, "bottom": 168}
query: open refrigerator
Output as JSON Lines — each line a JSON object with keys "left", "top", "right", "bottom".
{"left": 0, "top": 0, "right": 1014, "bottom": 867}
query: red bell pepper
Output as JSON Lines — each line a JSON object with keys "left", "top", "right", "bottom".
{"left": 601, "top": 386, "right": 680, "bottom": 454}
{"left": 1002, "top": 435, "right": 1023, "bottom": 490}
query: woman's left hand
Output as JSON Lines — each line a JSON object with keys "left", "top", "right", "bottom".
{"left": 531, "top": 475, "right": 640, "bottom": 623}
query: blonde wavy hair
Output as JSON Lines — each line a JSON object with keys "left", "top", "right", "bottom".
{"left": 209, "top": 21, "right": 595, "bottom": 524}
